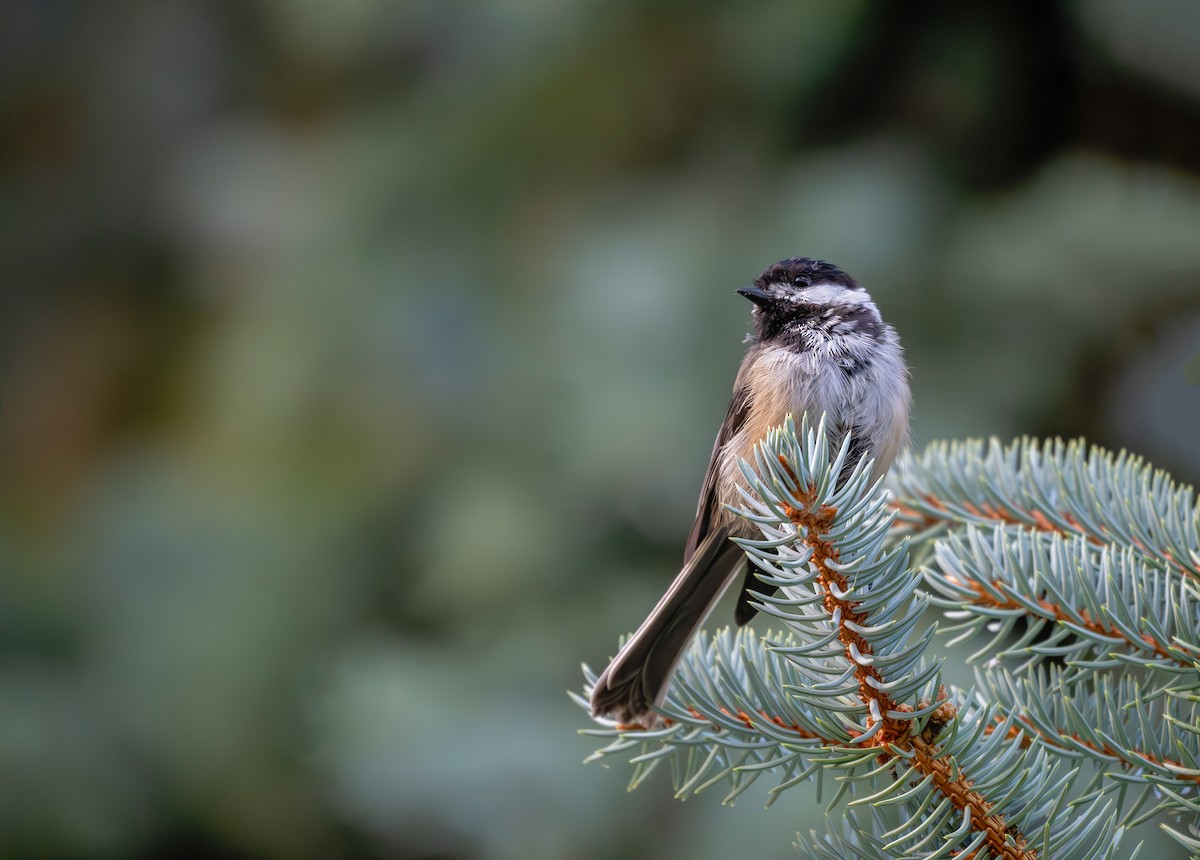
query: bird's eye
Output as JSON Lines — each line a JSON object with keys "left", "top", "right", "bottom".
{"left": 793, "top": 275, "right": 810, "bottom": 286}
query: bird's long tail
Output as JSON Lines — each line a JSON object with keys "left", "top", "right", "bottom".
{"left": 590, "top": 528, "right": 744, "bottom": 726}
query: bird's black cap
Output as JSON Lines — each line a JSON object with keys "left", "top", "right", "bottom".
{"left": 754, "top": 258, "right": 860, "bottom": 291}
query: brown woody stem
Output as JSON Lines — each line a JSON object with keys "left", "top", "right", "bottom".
{"left": 909, "top": 737, "right": 1036, "bottom": 860}
{"left": 781, "top": 462, "right": 1035, "bottom": 858}
{"left": 895, "top": 494, "right": 1197, "bottom": 582}
{"left": 957, "top": 579, "right": 1188, "bottom": 668}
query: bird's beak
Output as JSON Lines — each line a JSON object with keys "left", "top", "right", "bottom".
{"left": 736, "top": 286, "right": 771, "bottom": 306}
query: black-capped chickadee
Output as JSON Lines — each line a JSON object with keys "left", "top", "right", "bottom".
{"left": 590, "top": 257, "right": 911, "bottom": 727}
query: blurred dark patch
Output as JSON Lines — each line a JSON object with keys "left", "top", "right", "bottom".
{"left": 1080, "top": 67, "right": 1200, "bottom": 174}
{"left": 788, "top": 1, "right": 1069, "bottom": 189}
{"left": 1033, "top": 287, "right": 1200, "bottom": 484}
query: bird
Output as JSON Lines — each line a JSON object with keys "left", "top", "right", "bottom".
{"left": 589, "top": 257, "right": 911, "bottom": 727}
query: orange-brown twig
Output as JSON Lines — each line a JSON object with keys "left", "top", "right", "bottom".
{"left": 893, "top": 494, "right": 1197, "bottom": 582}
{"left": 779, "top": 461, "right": 1035, "bottom": 858}
{"left": 909, "top": 736, "right": 1035, "bottom": 860}
{"left": 985, "top": 714, "right": 1200, "bottom": 787}
{"left": 956, "top": 579, "right": 1187, "bottom": 668}
{"left": 782, "top": 479, "right": 911, "bottom": 746}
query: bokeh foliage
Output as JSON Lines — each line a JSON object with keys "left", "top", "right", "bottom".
{"left": 1, "top": 1, "right": 1198, "bottom": 858}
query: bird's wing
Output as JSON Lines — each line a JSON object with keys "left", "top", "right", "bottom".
{"left": 683, "top": 384, "right": 751, "bottom": 565}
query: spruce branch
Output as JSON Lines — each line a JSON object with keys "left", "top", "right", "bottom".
{"left": 890, "top": 436, "right": 1200, "bottom": 854}
{"left": 925, "top": 526, "right": 1200, "bottom": 674}
{"left": 890, "top": 438, "right": 1200, "bottom": 581}
{"left": 579, "top": 416, "right": 1146, "bottom": 858}
{"left": 800, "top": 801, "right": 1137, "bottom": 860}
{"left": 982, "top": 665, "right": 1200, "bottom": 807}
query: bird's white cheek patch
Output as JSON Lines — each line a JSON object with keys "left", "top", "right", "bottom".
{"left": 799, "top": 283, "right": 872, "bottom": 306}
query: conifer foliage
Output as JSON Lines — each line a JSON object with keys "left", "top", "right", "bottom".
{"left": 579, "top": 417, "right": 1200, "bottom": 858}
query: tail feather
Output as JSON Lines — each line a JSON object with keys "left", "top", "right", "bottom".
{"left": 590, "top": 528, "right": 743, "bottom": 725}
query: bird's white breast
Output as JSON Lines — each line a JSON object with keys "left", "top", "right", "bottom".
{"left": 718, "top": 330, "right": 909, "bottom": 503}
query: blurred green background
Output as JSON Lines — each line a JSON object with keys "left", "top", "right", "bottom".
{"left": 2, "top": 1, "right": 1200, "bottom": 858}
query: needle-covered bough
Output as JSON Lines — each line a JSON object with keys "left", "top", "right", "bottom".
{"left": 578, "top": 414, "right": 1200, "bottom": 858}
